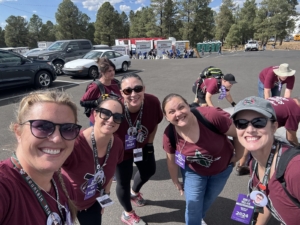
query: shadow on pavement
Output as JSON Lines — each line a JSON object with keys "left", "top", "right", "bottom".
{"left": 142, "top": 199, "right": 185, "bottom": 224}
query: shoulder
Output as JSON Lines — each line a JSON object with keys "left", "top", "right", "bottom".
{"left": 145, "top": 93, "right": 160, "bottom": 103}
{"left": 112, "top": 135, "right": 124, "bottom": 150}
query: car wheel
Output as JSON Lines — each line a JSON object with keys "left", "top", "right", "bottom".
{"left": 88, "top": 66, "right": 99, "bottom": 79}
{"left": 122, "top": 62, "right": 128, "bottom": 72}
{"left": 35, "top": 70, "right": 53, "bottom": 88}
{"left": 53, "top": 60, "right": 64, "bottom": 75}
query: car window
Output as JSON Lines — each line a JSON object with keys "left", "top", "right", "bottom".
{"left": 102, "top": 51, "right": 115, "bottom": 59}
{"left": 114, "top": 52, "right": 123, "bottom": 58}
{"left": 0, "top": 51, "right": 21, "bottom": 65}
{"left": 48, "top": 42, "right": 68, "bottom": 51}
{"left": 67, "top": 42, "right": 80, "bottom": 51}
{"left": 80, "top": 41, "right": 92, "bottom": 49}
{"left": 83, "top": 51, "right": 103, "bottom": 59}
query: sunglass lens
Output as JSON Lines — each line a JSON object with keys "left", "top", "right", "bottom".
{"left": 113, "top": 113, "right": 123, "bottom": 124}
{"left": 133, "top": 86, "right": 143, "bottom": 93}
{"left": 252, "top": 118, "right": 268, "bottom": 128}
{"left": 31, "top": 120, "right": 55, "bottom": 138}
{"left": 60, "top": 124, "right": 81, "bottom": 140}
{"left": 100, "top": 108, "right": 112, "bottom": 120}
{"left": 123, "top": 88, "right": 132, "bottom": 95}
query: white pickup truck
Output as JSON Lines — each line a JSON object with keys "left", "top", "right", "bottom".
{"left": 244, "top": 40, "right": 259, "bottom": 51}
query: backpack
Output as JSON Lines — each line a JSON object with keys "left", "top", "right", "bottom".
{"left": 251, "top": 146, "right": 300, "bottom": 208}
{"left": 80, "top": 79, "right": 120, "bottom": 117}
{"left": 168, "top": 107, "right": 225, "bottom": 150}
{"left": 192, "top": 66, "right": 224, "bottom": 95}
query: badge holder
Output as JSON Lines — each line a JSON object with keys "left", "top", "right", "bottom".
{"left": 231, "top": 194, "right": 255, "bottom": 224}
{"left": 133, "top": 148, "right": 143, "bottom": 162}
{"left": 96, "top": 194, "right": 114, "bottom": 208}
{"left": 175, "top": 150, "right": 186, "bottom": 169}
{"left": 125, "top": 135, "right": 136, "bottom": 150}
{"left": 47, "top": 212, "right": 62, "bottom": 225}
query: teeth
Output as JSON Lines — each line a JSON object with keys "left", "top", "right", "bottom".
{"left": 42, "top": 149, "right": 61, "bottom": 155}
{"left": 246, "top": 137, "right": 259, "bottom": 141}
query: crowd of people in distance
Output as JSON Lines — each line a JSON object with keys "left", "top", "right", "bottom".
{"left": 0, "top": 58, "right": 299, "bottom": 225}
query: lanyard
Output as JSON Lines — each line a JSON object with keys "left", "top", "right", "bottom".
{"left": 91, "top": 129, "right": 112, "bottom": 174}
{"left": 124, "top": 101, "right": 144, "bottom": 130}
{"left": 175, "top": 130, "right": 190, "bottom": 153}
{"left": 10, "top": 154, "right": 64, "bottom": 222}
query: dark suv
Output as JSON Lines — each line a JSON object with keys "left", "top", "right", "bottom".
{"left": 26, "top": 39, "right": 93, "bottom": 75}
{"left": 0, "top": 50, "right": 57, "bottom": 90}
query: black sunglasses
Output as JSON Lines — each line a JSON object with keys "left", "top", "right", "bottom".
{"left": 20, "top": 120, "right": 82, "bottom": 140}
{"left": 122, "top": 85, "right": 143, "bottom": 95}
{"left": 95, "top": 108, "right": 124, "bottom": 124}
{"left": 234, "top": 117, "right": 270, "bottom": 130}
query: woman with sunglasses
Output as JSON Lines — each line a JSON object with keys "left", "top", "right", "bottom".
{"left": 231, "top": 96, "right": 300, "bottom": 225}
{"left": 81, "top": 57, "right": 121, "bottom": 125}
{"left": 0, "top": 90, "right": 81, "bottom": 225}
{"left": 162, "top": 93, "right": 244, "bottom": 225}
{"left": 115, "top": 73, "right": 163, "bottom": 225}
{"left": 62, "top": 96, "right": 124, "bottom": 225}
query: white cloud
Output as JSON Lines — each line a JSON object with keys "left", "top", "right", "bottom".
{"left": 135, "top": 6, "right": 142, "bottom": 12}
{"left": 0, "top": 0, "right": 17, "bottom": 2}
{"left": 120, "top": 4, "right": 131, "bottom": 12}
{"left": 135, "top": 0, "right": 144, "bottom": 4}
{"left": 212, "top": 6, "right": 219, "bottom": 13}
{"left": 33, "top": 10, "right": 37, "bottom": 13}
{"left": 78, "top": 0, "right": 123, "bottom": 11}
{"left": 0, "top": 22, "right": 7, "bottom": 28}
{"left": 21, "top": 15, "right": 27, "bottom": 19}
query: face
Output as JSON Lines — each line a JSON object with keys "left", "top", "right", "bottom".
{"left": 279, "top": 76, "right": 287, "bottom": 81}
{"left": 15, "top": 102, "right": 76, "bottom": 174}
{"left": 102, "top": 66, "right": 115, "bottom": 80}
{"left": 223, "top": 80, "right": 233, "bottom": 89}
{"left": 164, "top": 96, "right": 191, "bottom": 127}
{"left": 234, "top": 110, "right": 277, "bottom": 153}
{"left": 121, "top": 77, "right": 145, "bottom": 108}
{"left": 93, "top": 100, "right": 123, "bottom": 134}
{"left": 255, "top": 194, "right": 263, "bottom": 203}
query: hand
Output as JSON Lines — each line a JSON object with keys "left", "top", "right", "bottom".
{"left": 101, "top": 208, "right": 104, "bottom": 215}
{"left": 173, "top": 181, "right": 184, "bottom": 196}
{"left": 229, "top": 154, "right": 238, "bottom": 166}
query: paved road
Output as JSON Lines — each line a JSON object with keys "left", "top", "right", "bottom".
{"left": 1, "top": 49, "right": 299, "bottom": 225}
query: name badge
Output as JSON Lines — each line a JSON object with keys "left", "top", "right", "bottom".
{"left": 84, "top": 178, "right": 97, "bottom": 200}
{"left": 175, "top": 151, "right": 186, "bottom": 169}
{"left": 47, "top": 212, "right": 62, "bottom": 225}
{"left": 133, "top": 148, "right": 143, "bottom": 162}
{"left": 96, "top": 194, "right": 114, "bottom": 208}
{"left": 231, "top": 194, "right": 254, "bottom": 224}
{"left": 125, "top": 135, "right": 136, "bottom": 150}
{"left": 250, "top": 190, "right": 268, "bottom": 207}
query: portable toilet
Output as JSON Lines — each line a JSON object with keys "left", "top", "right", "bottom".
{"left": 155, "top": 40, "right": 172, "bottom": 57}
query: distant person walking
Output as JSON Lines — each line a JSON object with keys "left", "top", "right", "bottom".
{"left": 208, "top": 45, "right": 212, "bottom": 55}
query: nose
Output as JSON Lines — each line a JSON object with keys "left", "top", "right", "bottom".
{"left": 48, "top": 126, "right": 63, "bottom": 142}
{"left": 245, "top": 122, "right": 256, "bottom": 132}
{"left": 106, "top": 115, "right": 114, "bottom": 123}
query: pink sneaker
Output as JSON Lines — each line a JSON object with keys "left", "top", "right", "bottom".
{"left": 131, "top": 192, "right": 146, "bottom": 207}
{"left": 121, "top": 211, "right": 146, "bottom": 225}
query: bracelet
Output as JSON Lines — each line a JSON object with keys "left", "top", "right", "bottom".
{"left": 231, "top": 102, "right": 236, "bottom": 107}
{"left": 146, "top": 143, "right": 153, "bottom": 147}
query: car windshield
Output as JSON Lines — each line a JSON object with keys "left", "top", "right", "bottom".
{"left": 249, "top": 41, "right": 256, "bottom": 44}
{"left": 47, "top": 42, "right": 68, "bottom": 51}
{"left": 83, "top": 51, "right": 103, "bottom": 59}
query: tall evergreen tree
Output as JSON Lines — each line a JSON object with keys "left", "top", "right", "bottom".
{"left": 86, "top": 23, "right": 95, "bottom": 44}
{"left": 150, "top": 0, "right": 165, "bottom": 36}
{"left": 0, "top": 27, "right": 6, "bottom": 47}
{"left": 162, "top": 0, "right": 178, "bottom": 38}
{"left": 5, "top": 16, "right": 28, "bottom": 47}
{"left": 40, "top": 21, "right": 56, "bottom": 42}
{"left": 27, "top": 14, "right": 43, "bottom": 48}
{"left": 119, "top": 12, "right": 130, "bottom": 38}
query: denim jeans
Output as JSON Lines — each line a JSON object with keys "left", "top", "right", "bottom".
{"left": 180, "top": 164, "right": 233, "bottom": 225}
{"left": 258, "top": 79, "right": 281, "bottom": 98}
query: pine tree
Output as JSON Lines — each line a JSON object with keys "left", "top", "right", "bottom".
{"left": 0, "top": 27, "right": 6, "bottom": 47}
{"left": 27, "top": 14, "right": 43, "bottom": 48}
{"left": 5, "top": 16, "right": 28, "bottom": 47}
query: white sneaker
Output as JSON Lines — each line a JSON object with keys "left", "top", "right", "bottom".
{"left": 201, "top": 219, "right": 207, "bottom": 225}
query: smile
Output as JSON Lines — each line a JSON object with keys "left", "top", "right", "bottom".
{"left": 42, "top": 149, "right": 61, "bottom": 155}
{"left": 245, "top": 137, "right": 260, "bottom": 141}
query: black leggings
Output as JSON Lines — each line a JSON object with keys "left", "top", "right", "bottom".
{"left": 77, "top": 201, "right": 102, "bottom": 225}
{"left": 116, "top": 152, "right": 156, "bottom": 212}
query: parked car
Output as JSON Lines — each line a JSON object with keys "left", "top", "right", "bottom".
{"left": 0, "top": 49, "right": 57, "bottom": 90}
{"left": 26, "top": 39, "right": 93, "bottom": 75}
{"left": 244, "top": 40, "right": 259, "bottom": 51}
{"left": 62, "top": 49, "right": 131, "bottom": 78}
{"left": 23, "top": 48, "right": 44, "bottom": 57}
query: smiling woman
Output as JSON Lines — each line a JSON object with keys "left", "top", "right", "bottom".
{"left": 0, "top": 90, "right": 80, "bottom": 225}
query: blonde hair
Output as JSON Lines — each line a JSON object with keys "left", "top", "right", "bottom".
{"left": 10, "top": 90, "right": 78, "bottom": 131}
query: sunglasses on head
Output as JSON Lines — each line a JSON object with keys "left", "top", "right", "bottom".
{"left": 122, "top": 85, "right": 143, "bottom": 95}
{"left": 234, "top": 117, "right": 271, "bottom": 130}
{"left": 95, "top": 108, "right": 124, "bottom": 124}
{"left": 20, "top": 120, "right": 82, "bottom": 140}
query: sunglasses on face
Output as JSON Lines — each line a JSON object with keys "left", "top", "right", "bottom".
{"left": 234, "top": 117, "right": 270, "bottom": 130}
{"left": 95, "top": 108, "right": 124, "bottom": 124}
{"left": 122, "top": 85, "right": 143, "bottom": 95}
{"left": 20, "top": 120, "right": 82, "bottom": 140}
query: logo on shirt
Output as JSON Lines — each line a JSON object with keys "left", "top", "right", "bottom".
{"left": 186, "top": 149, "right": 221, "bottom": 168}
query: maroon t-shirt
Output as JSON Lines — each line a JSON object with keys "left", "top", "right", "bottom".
{"left": 115, "top": 93, "right": 163, "bottom": 161}
{"left": 163, "top": 107, "right": 234, "bottom": 176}
{"left": 81, "top": 79, "right": 121, "bottom": 124}
{"left": 267, "top": 97, "right": 300, "bottom": 131}
{"left": 250, "top": 145, "right": 300, "bottom": 225}
{"left": 259, "top": 66, "right": 295, "bottom": 90}
{"left": 62, "top": 131, "right": 124, "bottom": 210}
{"left": 0, "top": 159, "right": 76, "bottom": 225}
{"left": 199, "top": 78, "right": 219, "bottom": 95}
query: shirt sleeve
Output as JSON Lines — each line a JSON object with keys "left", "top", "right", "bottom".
{"left": 81, "top": 83, "right": 100, "bottom": 101}
{"left": 205, "top": 79, "right": 218, "bottom": 94}
{"left": 263, "top": 70, "right": 276, "bottom": 89}
{"left": 284, "top": 155, "right": 300, "bottom": 203}
{"left": 285, "top": 76, "right": 295, "bottom": 90}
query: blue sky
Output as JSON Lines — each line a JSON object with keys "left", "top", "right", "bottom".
{"left": 0, "top": 0, "right": 299, "bottom": 29}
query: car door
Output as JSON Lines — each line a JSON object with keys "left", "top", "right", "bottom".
{"left": 113, "top": 52, "right": 124, "bottom": 70}
{"left": 0, "top": 51, "right": 34, "bottom": 89}
{"left": 64, "top": 41, "right": 80, "bottom": 62}
{"left": 102, "top": 51, "right": 119, "bottom": 69}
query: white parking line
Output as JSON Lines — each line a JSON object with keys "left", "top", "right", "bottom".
{"left": 55, "top": 79, "right": 91, "bottom": 84}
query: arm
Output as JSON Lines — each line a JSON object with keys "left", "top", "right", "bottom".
{"left": 166, "top": 153, "right": 184, "bottom": 195}
{"left": 286, "top": 129, "right": 299, "bottom": 147}
{"left": 225, "top": 123, "right": 245, "bottom": 163}
{"left": 148, "top": 125, "right": 158, "bottom": 143}
{"left": 104, "top": 178, "right": 113, "bottom": 195}
{"left": 264, "top": 88, "right": 271, "bottom": 99}
{"left": 225, "top": 92, "right": 235, "bottom": 106}
{"left": 255, "top": 207, "right": 272, "bottom": 225}
{"left": 205, "top": 92, "right": 214, "bottom": 107}
{"left": 284, "top": 88, "right": 292, "bottom": 98}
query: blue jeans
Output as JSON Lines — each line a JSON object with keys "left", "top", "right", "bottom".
{"left": 180, "top": 164, "right": 233, "bottom": 225}
{"left": 258, "top": 79, "right": 281, "bottom": 98}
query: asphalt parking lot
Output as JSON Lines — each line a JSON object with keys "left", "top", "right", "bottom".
{"left": 1, "top": 49, "right": 299, "bottom": 225}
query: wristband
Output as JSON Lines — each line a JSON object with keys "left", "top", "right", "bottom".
{"left": 146, "top": 143, "right": 153, "bottom": 147}
{"left": 231, "top": 102, "right": 236, "bottom": 107}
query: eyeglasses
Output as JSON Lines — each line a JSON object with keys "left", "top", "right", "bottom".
{"left": 20, "top": 120, "right": 82, "bottom": 140}
{"left": 95, "top": 108, "right": 124, "bottom": 124}
{"left": 234, "top": 118, "right": 270, "bottom": 130}
{"left": 122, "top": 85, "right": 143, "bottom": 95}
